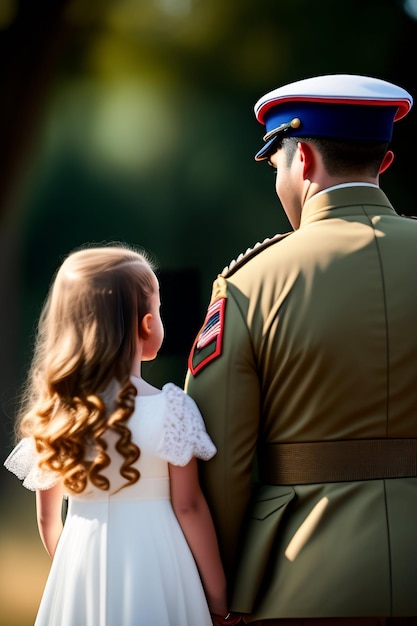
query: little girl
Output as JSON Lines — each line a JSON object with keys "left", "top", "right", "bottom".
{"left": 4, "top": 244, "right": 240, "bottom": 626}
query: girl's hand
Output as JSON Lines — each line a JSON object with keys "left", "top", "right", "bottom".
{"left": 211, "top": 612, "right": 242, "bottom": 625}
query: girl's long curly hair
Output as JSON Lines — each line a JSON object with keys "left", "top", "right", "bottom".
{"left": 17, "top": 244, "right": 157, "bottom": 494}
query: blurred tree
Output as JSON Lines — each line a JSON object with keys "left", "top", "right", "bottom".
{"left": 0, "top": 0, "right": 75, "bottom": 217}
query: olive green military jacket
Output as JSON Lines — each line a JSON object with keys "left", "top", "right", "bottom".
{"left": 185, "top": 185, "right": 417, "bottom": 621}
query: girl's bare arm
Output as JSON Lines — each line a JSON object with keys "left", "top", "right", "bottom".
{"left": 36, "top": 481, "right": 64, "bottom": 558}
{"left": 169, "top": 458, "right": 228, "bottom": 617}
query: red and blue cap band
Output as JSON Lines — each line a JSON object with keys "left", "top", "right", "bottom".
{"left": 255, "top": 102, "right": 398, "bottom": 161}
{"left": 263, "top": 101, "right": 398, "bottom": 142}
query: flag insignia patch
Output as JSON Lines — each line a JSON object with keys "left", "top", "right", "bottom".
{"left": 188, "top": 297, "right": 226, "bottom": 376}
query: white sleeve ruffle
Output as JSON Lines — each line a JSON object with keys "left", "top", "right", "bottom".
{"left": 158, "top": 383, "right": 216, "bottom": 467}
{"left": 3, "top": 437, "right": 59, "bottom": 491}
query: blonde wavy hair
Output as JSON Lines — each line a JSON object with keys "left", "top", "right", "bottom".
{"left": 17, "top": 244, "right": 157, "bottom": 494}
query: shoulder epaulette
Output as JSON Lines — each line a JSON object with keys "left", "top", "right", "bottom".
{"left": 220, "top": 231, "right": 292, "bottom": 278}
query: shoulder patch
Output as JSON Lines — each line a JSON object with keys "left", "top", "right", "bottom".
{"left": 188, "top": 291, "right": 226, "bottom": 376}
{"left": 221, "top": 231, "right": 291, "bottom": 277}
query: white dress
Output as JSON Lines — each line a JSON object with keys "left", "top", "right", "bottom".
{"left": 4, "top": 382, "right": 217, "bottom": 626}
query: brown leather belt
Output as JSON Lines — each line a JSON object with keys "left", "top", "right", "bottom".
{"left": 259, "top": 439, "right": 417, "bottom": 485}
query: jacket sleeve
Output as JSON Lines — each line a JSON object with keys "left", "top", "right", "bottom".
{"left": 185, "top": 278, "right": 260, "bottom": 584}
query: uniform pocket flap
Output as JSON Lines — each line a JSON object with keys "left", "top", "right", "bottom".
{"left": 250, "top": 485, "right": 295, "bottom": 521}
{"left": 231, "top": 485, "right": 295, "bottom": 613}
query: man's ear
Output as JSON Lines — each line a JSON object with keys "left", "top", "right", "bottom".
{"left": 297, "top": 141, "right": 315, "bottom": 178}
{"left": 379, "top": 150, "right": 394, "bottom": 174}
{"left": 139, "top": 313, "right": 152, "bottom": 339}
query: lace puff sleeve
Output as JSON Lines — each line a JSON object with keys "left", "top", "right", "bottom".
{"left": 158, "top": 383, "right": 216, "bottom": 466}
{"left": 4, "top": 438, "right": 59, "bottom": 491}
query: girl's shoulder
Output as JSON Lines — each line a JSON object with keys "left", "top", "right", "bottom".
{"left": 157, "top": 383, "right": 217, "bottom": 466}
{"left": 161, "top": 382, "right": 198, "bottom": 409}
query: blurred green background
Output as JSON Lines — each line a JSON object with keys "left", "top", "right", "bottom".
{"left": 0, "top": 0, "right": 416, "bottom": 624}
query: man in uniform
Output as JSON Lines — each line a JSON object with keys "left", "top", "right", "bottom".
{"left": 185, "top": 74, "right": 417, "bottom": 625}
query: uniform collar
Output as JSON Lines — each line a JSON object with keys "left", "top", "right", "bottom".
{"left": 312, "top": 182, "right": 378, "bottom": 199}
{"left": 300, "top": 184, "right": 396, "bottom": 228}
